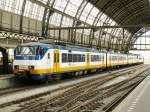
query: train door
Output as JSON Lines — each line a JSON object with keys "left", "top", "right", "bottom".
{"left": 101, "top": 53, "right": 105, "bottom": 67}
{"left": 107, "top": 52, "right": 111, "bottom": 67}
{"left": 127, "top": 54, "right": 129, "bottom": 65}
{"left": 53, "top": 50, "right": 59, "bottom": 72}
{"left": 86, "top": 52, "right": 90, "bottom": 68}
{"left": 47, "top": 52, "right": 51, "bottom": 69}
{"left": 105, "top": 52, "right": 108, "bottom": 68}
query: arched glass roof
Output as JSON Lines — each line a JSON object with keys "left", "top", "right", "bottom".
{"left": 0, "top": 0, "right": 134, "bottom": 52}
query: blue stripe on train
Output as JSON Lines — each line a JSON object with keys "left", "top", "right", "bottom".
{"left": 14, "top": 55, "right": 43, "bottom": 60}
{"left": 15, "top": 73, "right": 48, "bottom": 80}
{"left": 30, "top": 74, "right": 61, "bottom": 80}
{"left": 30, "top": 68, "right": 99, "bottom": 80}
{"left": 30, "top": 74, "right": 48, "bottom": 80}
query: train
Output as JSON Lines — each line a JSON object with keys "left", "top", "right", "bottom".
{"left": 13, "top": 41, "right": 144, "bottom": 81}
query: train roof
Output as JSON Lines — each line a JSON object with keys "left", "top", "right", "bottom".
{"left": 20, "top": 42, "right": 50, "bottom": 47}
{"left": 17, "top": 42, "right": 143, "bottom": 57}
{"left": 18, "top": 42, "right": 100, "bottom": 52}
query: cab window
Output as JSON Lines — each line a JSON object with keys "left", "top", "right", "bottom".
{"left": 36, "top": 46, "right": 45, "bottom": 56}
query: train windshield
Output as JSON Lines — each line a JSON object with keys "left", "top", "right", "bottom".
{"left": 15, "top": 46, "right": 45, "bottom": 55}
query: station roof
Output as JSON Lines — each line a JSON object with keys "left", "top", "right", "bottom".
{"left": 88, "top": 0, "right": 150, "bottom": 33}
{"left": 0, "top": 0, "right": 149, "bottom": 53}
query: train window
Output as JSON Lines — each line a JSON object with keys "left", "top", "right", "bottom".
{"left": 97, "top": 55, "right": 100, "bottom": 61}
{"left": 91, "top": 55, "right": 100, "bottom": 62}
{"left": 100, "top": 55, "right": 104, "bottom": 61}
{"left": 78, "top": 54, "right": 82, "bottom": 62}
{"left": 92, "top": 55, "right": 94, "bottom": 61}
{"left": 79, "top": 55, "right": 80, "bottom": 62}
{"left": 16, "top": 46, "right": 36, "bottom": 55}
{"left": 15, "top": 47, "right": 21, "bottom": 54}
{"left": 68, "top": 54, "right": 73, "bottom": 62}
{"left": 82, "top": 55, "right": 85, "bottom": 62}
{"left": 112, "top": 56, "right": 117, "bottom": 61}
{"left": 70, "top": 54, "right": 85, "bottom": 62}
{"left": 62, "top": 53, "right": 86, "bottom": 63}
{"left": 76, "top": 54, "right": 79, "bottom": 62}
{"left": 62, "top": 53, "right": 67, "bottom": 63}
{"left": 91, "top": 55, "right": 93, "bottom": 62}
{"left": 91, "top": 55, "right": 93, "bottom": 61}
{"left": 75, "top": 54, "right": 78, "bottom": 62}
{"left": 72, "top": 54, "right": 75, "bottom": 62}
{"left": 112, "top": 56, "right": 114, "bottom": 60}
{"left": 36, "top": 46, "right": 45, "bottom": 56}
{"left": 73, "top": 54, "right": 77, "bottom": 62}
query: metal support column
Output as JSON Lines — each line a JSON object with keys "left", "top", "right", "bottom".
{"left": 20, "top": 0, "right": 26, "bottom": 34}
{"left": 42, "top": 0, "right": 55, "bottom": 38}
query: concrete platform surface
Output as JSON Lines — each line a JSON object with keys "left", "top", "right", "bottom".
{"left": 0, "top": 74, "right": 14, "bottom": 79}
{"left": 0, "top": 74, "right": 17, "bottom": 89}
{"left": 113, "top": 73, "right": 150, "bottom": 112}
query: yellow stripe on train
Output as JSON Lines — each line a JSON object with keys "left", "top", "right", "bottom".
{"left": 30, "top": 64, "right": 106, "bottom": 74}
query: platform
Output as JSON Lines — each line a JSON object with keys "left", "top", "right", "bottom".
{"left": 0, "top": 74, "right": 16, "bottom": 89}
{"left": 112, "top": 73, "right": 150, "bottom": 112}
{"left": 0, "top": 74, "right": 14, "bottom": 79}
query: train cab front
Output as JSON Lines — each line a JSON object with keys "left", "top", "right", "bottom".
{"left": 13, "top": 43, "right": 48, "bottom": 81}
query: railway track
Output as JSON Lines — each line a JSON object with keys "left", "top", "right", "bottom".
{"left": 1, "top": 64, "right": 147, "bottom": 112}
{"left": 102, "top": 69, "right": 150, "bottom": 112}
{"left": 0, "top": 64, "right": 142, "bottom": 97}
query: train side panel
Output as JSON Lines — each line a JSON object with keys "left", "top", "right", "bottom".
{"left": 59, "top": 50, "right": 87, "bottom": 73}
{"left": 89, "top": 52, "right": 105, "bottom": 69}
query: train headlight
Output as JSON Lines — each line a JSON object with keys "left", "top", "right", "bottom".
{"left": 28, "top": 66, "right": 34, "bottom": 70}
{"left": 14, "top": 65, "right": 19, "bottom": 69}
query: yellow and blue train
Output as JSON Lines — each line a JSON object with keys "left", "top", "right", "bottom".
{"left": 13, "top": 42, "right": 144, "bottom": 81}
